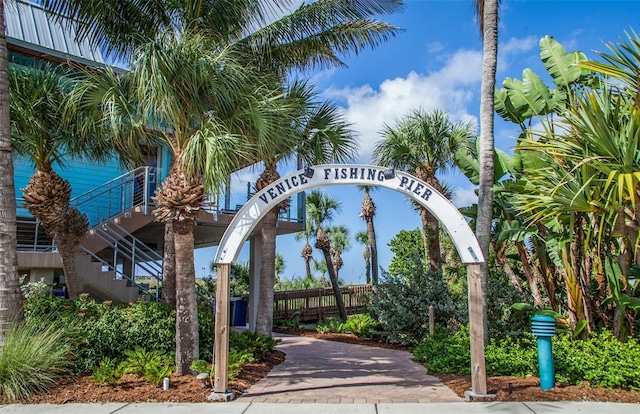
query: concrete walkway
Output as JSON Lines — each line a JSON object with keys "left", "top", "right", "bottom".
{"left": 235, "top": 333, "right": 462, "bottom": 403}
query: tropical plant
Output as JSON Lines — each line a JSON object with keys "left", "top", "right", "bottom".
{"left": 90, "top": 357, "right": 126, "bottom": 387}
{"left": 42, "top": 0, "right": 403, "bottom": 370}
{"left": 10, "top": 63, "right": 137, "bottom": 299}
{"left": 358, "top": 185, "right": 379, "bottom": 283}
{"left": 355, "top": 230, "right": 372, "bottom": 284}
{"left": 0, "top": 322, "right": 73, "bottom": 401}
{"left": 374, "top": 108, "right": 475, "bottom": 272}
{"left": 274, "top": 253, "right": 285, "bottom": 284}
{"left": 327, "top": 225, "right": 351, "bottom": 280}
{"left": 307, "top": 190, "right": 348, "bottom": 321}
{"left": 253, "top": 79, "right": 357, "bottom": 336}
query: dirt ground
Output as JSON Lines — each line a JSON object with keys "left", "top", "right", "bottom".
{"left": 15, "top": 328, "right": 640, "bottom": 404}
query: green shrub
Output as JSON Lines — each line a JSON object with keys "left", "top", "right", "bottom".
{"left": 0, "top": 322, "right": 73, "bottom": 401}
{"left": 554, "top": 332, "right": 640, "bottom": 389}
{"left": 412, "top": 327, "right": 471, "bottom": 375}
{"left": 90, "top": 357, "right": 125, "bottom": 386}
{"left": 227, "top": 349, "right": 254, "bottom": 381}
{"left": 24, "top": 295, "right": 215, "bottom": 373}
{"left": 123, "top": 346, "right": 174, "bottom": 387}
{"left": 485, "top": 335, "right": 537, "bottom": 377}
{"left": 316, "top": 318, "right": 345, "bottom": 334}
{"left": 229, "top": 331, "right": 280, "bottom": 362}
{"left": 341, "top": 314, "right": 381, "bottom": 338}
{"left": 369, "top": 269, "right": 461, "bottom": 345}
{"left": 189, "top": 360, "right": 211, "bottom": 374}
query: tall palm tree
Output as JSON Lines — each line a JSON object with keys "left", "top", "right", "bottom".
{"left": 355, "top": 230, "right": 371, "bottom": 284}
{"left": 327, "top": 225, "right": 350, "bottom": 280}
{"left": 254, "top": 80, "right": 357, "bottom": 335}
{"left": 313, "top": 258, "right": 328, "bottom": 287}
{"left": 295, "top": 216, "right": 316, "bottom": 280}
{"left": 374, "top": 108, "right": 475, "bottom": 272}
{"left": 43, "top": 0, "right": 402, "bottom": 369}
{"left": 10, "top": 63, "right": 138, "bottom": 300}
{"left": 74, "top": 36, "right": 293, "bottom": 374}
{"left": 357, "top": 185, "right": 379, "bottom": 283}
{"left": 274, "top": 253, "right": 285, "bottom": 285}
{"left": 0, "top": 0, "right": 24, "bottom": 344}
{"left": 307, "top": 189, "right": 348, "bottom": 321}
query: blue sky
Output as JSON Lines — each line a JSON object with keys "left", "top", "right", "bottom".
{"left": 195, "top": 0, "right": 640, "bottom": 283}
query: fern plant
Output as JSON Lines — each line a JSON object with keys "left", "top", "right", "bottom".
{"left": 90, "top": 357, "right": 126, "bottom": 386}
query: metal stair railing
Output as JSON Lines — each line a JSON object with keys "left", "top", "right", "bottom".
{"left": 70, "top": 166, "right": 157, "bottom": 229}
{"left": 92, "top": 222, "right": 215, "bottom": 306}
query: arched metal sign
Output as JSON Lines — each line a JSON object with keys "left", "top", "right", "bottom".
{"left": 215, "top": 164, "right": 483, "bottom": 265}
{"left": 210, "top": 164, "right": 488, "bottom": 400}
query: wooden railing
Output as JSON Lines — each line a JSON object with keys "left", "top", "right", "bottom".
{"left": 273, "top": 284, "right": 373, "bottom": 321}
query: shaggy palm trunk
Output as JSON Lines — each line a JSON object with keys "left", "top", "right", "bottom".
{"left": 162, "top": 221, "right": 176, "bottom": 307}
{"left": 256, "top": 209, "right": 278, "bottom": 335}
{"left": 173, "top": 219, "right": 198, "bottom": 375}
{"left": 363, "top": 246, "right": 371, "bottom": 284}
{"left": 22, "top": 169, "right": 87, "bottom": 298}
{"left": 302, "top": 241, "right": 313, "bottom": 279}
{"left": 362, "top": 193, "right": 379, "bottom": 283}
{"left": 0, "top": 2, "right": 24, "bottom": 343}
{"left": 315, "top": 228, "right": 347, "bottom": 321}
{"left": 419, "top": 207, "right": 442, "bottom": 272}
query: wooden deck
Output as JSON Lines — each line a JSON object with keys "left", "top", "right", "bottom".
{"left": 273, "top": 284, "right": 373, "bottom": 321}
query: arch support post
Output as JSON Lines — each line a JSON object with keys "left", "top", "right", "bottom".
{"left": 209, "top": 263, "right": 234, "bottom": 401}
{"left": 465, "top": 263, "right": 493, "bottom": 400}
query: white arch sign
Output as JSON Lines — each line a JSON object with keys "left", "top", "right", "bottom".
{"left": 215, "top": 164, "right": 483, "bottom": 265}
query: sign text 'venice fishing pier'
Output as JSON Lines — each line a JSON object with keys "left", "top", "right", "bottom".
{"left": 257, "top": 166, "right": 434, "bottom": 206}
{"left": 216, "top": 164, "right": 481, "bottom": 265}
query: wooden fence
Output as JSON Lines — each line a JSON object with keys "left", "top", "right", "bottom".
{"left": 273, "top": 284, "right": 373, "bottom": 321}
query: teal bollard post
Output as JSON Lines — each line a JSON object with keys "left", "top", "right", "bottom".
{"left": 531, "top": 315, "right": 556, "bottom": 390}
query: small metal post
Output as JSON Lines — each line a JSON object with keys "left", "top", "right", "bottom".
{"left": 531, "top": 315, "right": 557, "bottom": 390}
{"left": 429, "top": 305, "right": 435, "bottom": 336}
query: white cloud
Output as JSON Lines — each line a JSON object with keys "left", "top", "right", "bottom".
{"left": 323, "top": 48, "right": 483, "bottom": 163}
{"left": 452, "top": 186, "right": 478, "bottom": 208}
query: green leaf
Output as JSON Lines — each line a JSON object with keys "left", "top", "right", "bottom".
{"left": 540, "top": 35, "right": 584, "bottom": 89}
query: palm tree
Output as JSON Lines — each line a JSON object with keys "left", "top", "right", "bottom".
{"left": 307, "top": 189, "right": 348, "bottom": 321}
{"left": 74, "top": 36, "right": 293, "bottom": 374}
{"left": 327, "top": 225, "right": 350, "bottom": 280}
{"left": 295, "top": 216, "right": 317, "bottom": 280}
{"left": 374, "top": 108, "right": 475, "bottom": 272}
{"left": 355, "top": 230, "right": 371, "bottom": 284}
{"left": 0, "top": 0, "right": 24, "bottom": 343}
{"left": 9, "top": 63, "right": 139, "bottom": 300}
{"left": 254, "top": 80, "right": 357, "bottom": 335}
{"left": 274, "top": 253, "right": 285, "bottom": 285}
{"left": 313, "top": 258, "right": 328, "bottom": 287}
{"left": 43, "top": 0, "right": 402, "bottom": 370}
{"left": 357, "top": 185, "right": 379, "bottom": 283}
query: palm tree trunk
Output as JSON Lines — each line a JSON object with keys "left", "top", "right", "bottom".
{"left": 54, "top": 229, "right": 80, "bottom": 299}
{"left": 0, "top": 1, "right": 24, "bottom": 345}
{"left": 256, "top": 209, "right": 278, "bottom": 336}
{"left": 315, "top": 229, "right": 347, "bottom": 321}
{"left": 321, "top": 247, "right": 347, "bottom": 321}
{"left": 162, "top": 221, "right": 176, "bottom": 307}
{"left": 173, "top": 219, "right": 198, "bottom": 375}
{"left": 366, "top": 219, "right": 379, "bottom": 284}
{"left": 515, "top": 241, "right": 544, "bottom": 308}
{"left": 304, "top": 258, "right": 312, "bottom": 280}
{"left": 493, "top": 241, "right": 523, "bottom": 292}
{"left": 477, "top": 0, "right": 499, "bottom": 348}
{"left": 420, "top": 207, "right": 442, "bottom": 272}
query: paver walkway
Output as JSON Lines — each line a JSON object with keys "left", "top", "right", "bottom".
{"left": 236, "top": 333, "right": 462, "bottom": 404}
